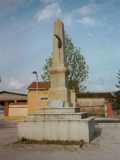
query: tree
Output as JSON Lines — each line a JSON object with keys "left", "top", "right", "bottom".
{"left": 41, "top": 31, "right": 89, "bottom": 93}
{"left": 112, "top": 69, "right": 120, "bottom": 109}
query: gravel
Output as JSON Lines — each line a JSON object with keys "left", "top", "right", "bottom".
{"left": 0, "top": 121, "right": 120, "bottom": 160}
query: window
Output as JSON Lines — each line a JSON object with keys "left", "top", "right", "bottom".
{"left": 40, "top": 97, "right": 48, "bottom": 101}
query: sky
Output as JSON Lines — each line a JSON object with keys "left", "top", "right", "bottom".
{"left": 0, "top": 0, "right": 120, "bottom": 94}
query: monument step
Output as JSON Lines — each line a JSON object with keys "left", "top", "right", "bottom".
{"left": 37, "top": 107, "right": 80, "bottom": 114}
{"left": 28, "top": 112, "right": 88, "bottom": 120}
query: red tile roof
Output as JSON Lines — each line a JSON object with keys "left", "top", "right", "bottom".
{"left": 27, "top": 82, "right": 50, "bottom": 90}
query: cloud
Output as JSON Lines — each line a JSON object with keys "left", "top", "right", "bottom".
{"left": 7, "top": 78, "right": 25, "bottom": 90}
{"left": 41, "top": 0, "right": 60, "bottom": 4}
{"left": 77, "top": 17, "right": 97, "bottom": 27}
{"left": 0, "top": 0, "right": 33, "bottom": 17}
{"left": 35, "top": 2, "right": 61, "bottom": 22}
{"left": 77, "top": 3, "right": 99, "bottom": 15}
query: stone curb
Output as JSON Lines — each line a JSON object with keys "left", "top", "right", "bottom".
{"left": 95, "top": 119, "right": 120, "bottom": 123}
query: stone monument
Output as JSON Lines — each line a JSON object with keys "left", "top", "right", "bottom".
{"left": 48, "top": 18, "right": 72, "bottom": 107}
{"left": 17, "top": 18, "right": 95, "bottom": 143}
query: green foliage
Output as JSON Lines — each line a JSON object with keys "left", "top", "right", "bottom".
{"left": 21, "top": 137, "right": 27, "bottom": 142}
{"left": 112, "top": 69, "right": 120, "bottom": 109}
{"left": 41, "top": 31, "right": 89, "bottom": 93}
{"left": 41, "top": 56, "right": 52, "bottom": 82}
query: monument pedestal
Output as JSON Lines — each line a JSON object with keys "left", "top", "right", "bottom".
{"left": 18, "top": 108, "right": 94, "bottom": 143}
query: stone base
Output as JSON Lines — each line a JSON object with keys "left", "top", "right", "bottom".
{"left": 18, "top": 118, "right": 94, "bottom": 143}
{"left": 17, "top": 107, "right": 95, "bottom": 143}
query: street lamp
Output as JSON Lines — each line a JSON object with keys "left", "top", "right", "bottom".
{"left": 33, "top": 71, "right": 38, "bottom": 111}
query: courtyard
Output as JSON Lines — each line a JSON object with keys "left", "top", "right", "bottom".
{"left": 0, "top": 120, "right": 120, "bottom": 160}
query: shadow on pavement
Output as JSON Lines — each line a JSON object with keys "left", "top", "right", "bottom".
{"left": 91, "top": 127, "right": 102, "bottom": 142}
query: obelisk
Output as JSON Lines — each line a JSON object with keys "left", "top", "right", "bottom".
{"left": 48, "top": 18, "right": 72, "bottom": 107}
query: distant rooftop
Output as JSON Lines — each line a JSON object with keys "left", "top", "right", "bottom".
{"left": 0, "top": 91, "right": 27, "bottom": 101}
{"left": 77, "top": 92, "right": 113, "bottom": 98}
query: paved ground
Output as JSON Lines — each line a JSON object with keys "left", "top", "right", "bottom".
{"left": 0, "top": 120, "right": 120, "bottom": 160}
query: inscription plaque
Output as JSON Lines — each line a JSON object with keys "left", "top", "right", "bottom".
{"left": 50, "top": 100, "right": 64, "bottom": 107}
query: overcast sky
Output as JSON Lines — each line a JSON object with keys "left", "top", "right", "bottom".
{"left": 0, "top": 0, "right": 120, "bottom": 94}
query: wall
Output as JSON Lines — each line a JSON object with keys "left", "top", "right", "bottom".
{"left": 28, "top": 90, "right": 37, "bottom": 113}
{"left": 77, "top": 98, "right": 105, "bottom": 106}
{"left": 77, "top": 99, "right": 114, "bottom": 117}
{"left": 28, "top": 90, "right": 49, "bottom": 113}
{"left": 38, "top": 90, "right": 49, "bottom": 108}
{"left": 4, "top": 102, "right": 27, "bottom": 120}
{"left": 80, "top": 105, "right": 105, "bottom": 117}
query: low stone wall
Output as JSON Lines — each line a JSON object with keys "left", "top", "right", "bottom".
{"left": 112, "top": 109, "right": 120, "bottom": 119}
{"left": 80, "top": 105, "right": 105, "bottom": 117}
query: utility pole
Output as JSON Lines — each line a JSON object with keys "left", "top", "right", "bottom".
{"left": 32, "top": 71, "right": 38, "bottom": 111}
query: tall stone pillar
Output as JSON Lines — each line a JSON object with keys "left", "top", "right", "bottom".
{"left": 48, "top": 18, "right": 72, "bottom": 107}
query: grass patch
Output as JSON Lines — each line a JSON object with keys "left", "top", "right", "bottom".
{"left": 14, "top": 137, "right": 84, "bottom": 145}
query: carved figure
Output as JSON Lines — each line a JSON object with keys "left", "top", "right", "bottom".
{"left": 54, "top": 34, "right": 62, "bottom": 49}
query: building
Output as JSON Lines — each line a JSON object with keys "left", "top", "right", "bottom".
{"left": 27, "top": 81, "right": 76, "bottom": 113}
{"left": 77, "top": 92, "right": 113, "bottom": 117}
{"left": 77, "top": 92, "right": 113, "bottom": 106}
{"left": 0, "top": 89, "right": 113, "bottom": 119}
{"left": 0, "top": 91, "right": 27, "bottom": 120}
